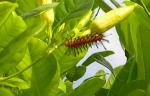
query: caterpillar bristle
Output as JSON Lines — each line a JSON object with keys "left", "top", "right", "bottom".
{"left": 100, "top": 42, "right": 107, "bottom": 50}
{"left": 95, "top": 42, "right": 98, "bottom": 48}
{"left": 102, "top": 39, "right": 109, "bottom": 43}
{"left": 64, "top": 33, "right": 105, "bottom": 56}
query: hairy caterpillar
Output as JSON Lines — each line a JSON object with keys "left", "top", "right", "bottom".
{"left": 64, "top": 33, "right": 107, "bottom": 56}
{"left": 65, "top": 33, "right": 103, "bottom": 47}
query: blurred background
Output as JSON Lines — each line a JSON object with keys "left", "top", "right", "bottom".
{"left": 73, "top": 0, "right": 127, "bottom": 88}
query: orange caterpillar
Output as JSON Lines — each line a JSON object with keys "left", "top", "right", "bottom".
{"left": 64, "top": 33, "right": 108, "bottom": 56}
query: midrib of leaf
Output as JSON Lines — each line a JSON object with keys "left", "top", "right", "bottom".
{"left": 136, "top": 27, "right": 146, "bottom": 79}
{"left": 129, "top": 14, "right": 145, "bottom": 79}
{"left": 0, "top": 3, "right": 17, "bottom": 28}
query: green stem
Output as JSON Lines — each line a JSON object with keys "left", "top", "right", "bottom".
{"left": 0, "top": 56, "right": 45, "bottom": 81}
{"left": 94, "top": 7, "right": 100, "bottom": 19}
{"left": 0, "top": 47, "right": 57, "bottom": 82}
{"left": 140, "top": 0, "right": 150, "bottom": 18}
{"left": 110, "top": 0, "right": 121, "bottom": 8}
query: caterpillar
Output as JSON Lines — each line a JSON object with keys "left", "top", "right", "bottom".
{"left": 64, "top": 33, "right": 107, "bottom": 56}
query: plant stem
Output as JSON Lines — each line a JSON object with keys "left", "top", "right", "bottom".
{"left": 94, "top": 7, "right": 100, "bottom": 19}
{"left": 0, "top": 56, "right": 45, "bottom": 81}
{"left": 110, "top": 0, "right": 121, "bottom": 8}
{"left": 0, "top": 56, "right": 47, "bottom": 81}
{"left": 0, "top": 47, "right": 57, "bottom": 82}
{"left": 140, "top": 0, "right": 150, "bottom": 18}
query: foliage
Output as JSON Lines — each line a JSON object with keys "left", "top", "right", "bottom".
{"left": 0, "top": 0, "right": 150, "bottom": 96}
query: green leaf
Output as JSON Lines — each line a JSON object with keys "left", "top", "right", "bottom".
{"left": 57, "top": 89, "right": 67, "bottom": 96}
{"left": 0, "top": 18, "right": 46, "bottom": 73}
{"left": 16, "top": 0, "right": 37, "bottom": 15}
{"left": 18, "top": 89, "right": 31, "bottom": 96}
{"left": 99, "top": 50, "right": 114, "bottom": 57}
{"left": 82, "top": 51, "right": 114, "bottom": 66}
{"left": 58, "top": 79, "right": 66, "bottom": 93}
{"left": 54, "top": 0, "right": 94, "bottom": 25}
{"left": 70, "top": 77, "right": 105, "bottom": 96}
{"left": 128, "top": 89, "right": 146, "bottom": 96}
{"left": 95, "top": 70, "right": 106, "bottom": 80}
{"left": 0, "top": 88, "right": 14, "bottom": 96}
{"left": 131, "top": 0, "right": 150, "bottom": 12}
{"left": 104, "top": 65, "right": 123, "bottom": 89}
{"left": 82, "top": 51, "right": 114, "bottom": 75}
{"left": 0, "top": 77, "right": 29, "bottom": 89}
{"left": 108, "top": 57, "right": 137, "bottom": 96}
{"left": 0, "top": 0, "right": 16, "bottom": 2}
{"left": 16, "top": 38, "right": 50, "bottom": 96}
{"left": 0, "top": 2, "right": 17, "bottom": 28}
{"left": 119, "top": 80, "right": 149, "bottom": 96}
{"left": 0, "top": 2, "right": 27, "bottom": 73}
{"left": 18, "top": 37, "right": 47, "bottom": 94}
{"left": 65, "top": 0, "right": 94, "bottom": 19}
{"left": 146, "top": 83, "right": 150, "bottom": 96}
{"left": 116, "top": 4, "right": 150, "bottom": 80}
{"left": 17, "top": 48, "right": 32, "bottom": 82}
{"left": 17, "top": 36, "right": 47, "bottom": 88}
{"left": 28, "top": 37, "right": 47, "bottom": 61}
{"left": 93, "top": 0, "right": 112, "bottom": 12}
{"left": 21, "top": 3, "right": 59, "bottom": 18}
{"left": 131, "top": 0, "right": 141, "bottom": 5}
{"left": 95, "top": 88, "right": 109, "bottom": 96}
{"left": 95, "top": 55, "right": 114, "bottom": 75}
{"left": 65, "top": 80, "right": 73, "bottom": 95}
{"left": 31, "top": 54, "right": 60, "bottom": 96}
{"left": 16, "top": 0, "right": 48, "bottom": 39}
{"left": 66, "top": 65, "right": 86, "bottom": 81}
